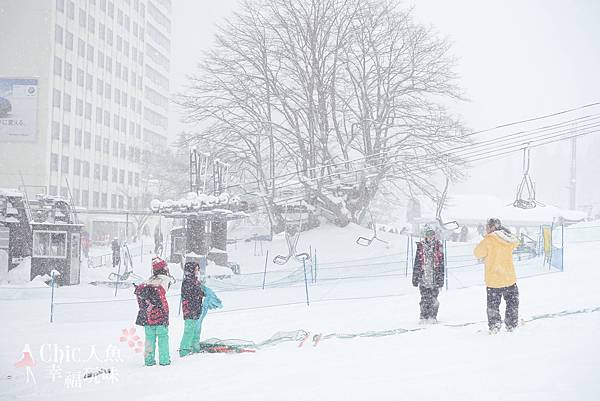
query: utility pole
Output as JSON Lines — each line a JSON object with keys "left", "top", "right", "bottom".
{"left": 569, "top": 136, "right": 577, "bottom": 210}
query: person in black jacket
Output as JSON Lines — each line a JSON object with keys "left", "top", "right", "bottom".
{"left": 179, "top": 262, "right": 204, "bottom": 357}
{"left": 412, "top": 226, "right": 445, "bottom": 323}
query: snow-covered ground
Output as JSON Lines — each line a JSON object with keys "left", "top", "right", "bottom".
{"left": 1, "top": 224, "right": 599, "bottom": 401}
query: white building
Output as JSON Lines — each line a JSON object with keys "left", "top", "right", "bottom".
{"left": 0, "top": 0, "right": 171, "bottom": 241}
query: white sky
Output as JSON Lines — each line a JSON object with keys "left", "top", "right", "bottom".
{"left": 169, "top": 0, "right": 600, "bottom": 211}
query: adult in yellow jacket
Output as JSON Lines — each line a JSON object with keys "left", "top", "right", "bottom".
{"left": 474, "top": 218, "right": 521, "bottom": 333}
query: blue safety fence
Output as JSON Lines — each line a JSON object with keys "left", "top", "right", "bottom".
{"left": 4, "top": 223, "right": 599, "bottom": 322}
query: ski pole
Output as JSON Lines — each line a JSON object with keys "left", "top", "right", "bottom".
{"left": 262, "top": 250, "right": 269, "bottom": 290}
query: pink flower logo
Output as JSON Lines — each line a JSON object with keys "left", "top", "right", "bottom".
{"left": 119, "top": 327, "right": 143, "bottom": 353}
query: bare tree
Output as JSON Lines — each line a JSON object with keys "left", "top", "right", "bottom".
{"left": 178, "top": 0, "right": 468, "bottom": 229}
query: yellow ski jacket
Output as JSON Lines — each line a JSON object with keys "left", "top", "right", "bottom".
{"left": 473, "top": 230, "right": 520, "bottom": 288}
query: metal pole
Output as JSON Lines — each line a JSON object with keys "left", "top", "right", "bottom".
{"left": 261, "top": 250, "right": 269, "bottom": 290}
{"left": 302, "top": 258, "right": 310, "bottom": 306}
{"left": 309, "top": 245, "right": 313, "bottom": 283}
{"left": 561, "top": 224, "right": 565, "bottom": 272}
{"left": 114, "top": 251, "right": 122, "bottom": 297}
{"left": 405, "top": 235, "right": 409, "bottom": 277}
{"left": 50, "top": 271, "right": 56, "bottom": 323}
{"left": 314, "top": 248, "right": 318, "bottom": 284}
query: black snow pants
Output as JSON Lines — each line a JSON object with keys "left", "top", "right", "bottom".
{"left": 419, "top": 286, "right": 440, "bottom": 320}
{"left": 486, "top": 284, "right": 519, "bottom": 330}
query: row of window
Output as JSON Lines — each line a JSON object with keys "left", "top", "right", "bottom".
{"left": 56, "top": 23, "right": 145, "bottom": 66}
{"left": 53, "top": 44, "right": 144, "bottom": 91}
{"left": 48, "top": 184, "right": 140, "bottom": 211}
{"left": 50, "top": 123, "right": 141, "bottom": 160}
{"left": 52, "top": 87, "right": 143, "bottom": 130}
{"left": 56, "top": 0, "right": 147, "bottom": 30}
{"left": 50, "top": 153, "right": 141, "bottom": 185}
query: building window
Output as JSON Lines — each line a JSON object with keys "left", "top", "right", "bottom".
{"left": 73, "top": 159, "right": 81, "bottom": 175}
{"left": 79, "top": 9, "right": 87, "bottom": 28}
{"left": 128, "top": 171, "right": 133, "bottom": 185}
{"left": 121, "top": 117, "right": 126, "bottom": 133}
{"left": 102, "top": 165, "right": 108, "bottom": 181}
{"left": 65, "top": 31, "right": 73, "bottom": 50}
{"left": 76, "top": 99, "right": 83, "bottom": 116}
{"left": 53, "top": 56, "right": 62, "bottom": 76}
{"left": 75, "top": 129, "right": 82, "bottom": 146}
{"left": 97, "top": 78, "right": 103, "bottom": 96}
{"left": 112, "top": 168, "right": 118, "bottom": 182}
{"left": 135, "top": 173, "right": 139, "bottom": 187}
{"left": 51, "top": 121, "right": 60, "bottom": 139}
{"left": 104, "top": 111, "right": 110, "bottom": 127}
{"left": 87, "top": 44, "right": 94, "bottom": 62}
{"left": 56, "top": 0, "right": 65, "bottom": 12}
{"left": 104, "top": 83, "right": 111, "bottom": 99}
{"left": 120, "top": 144, "right": 126, "bottom": 159}
{"left": 101, "top": 193, "right": 108, "bottom": 208}
{"left": 118, "top": 195, "right": 124, "bottom": 209}
{"left": 88, "top": 15, "right": 95, "bottom": 33}
{"left": 93, "top": 192, "right": 99, "bottom": 208}
{"left": 62, "top": 93, "right": 71, "bottom": 112}
{"left": 84, "top": 132, "right": 91, "bottom": 149}
{"left": 52, "top": 89, "right": 61, "bottom": 108}
{"left": 108, "top": 1, "right": 114, "bottom": 17}
{"left": 103, "top": 138, "right": 110, "bottom": 154}
{"left": 77, "top": 68, "right": 84, "bottom": 87}
{"left": 78, "top": 38, "right": 85, "bottom": 57}
{"left": 107, "top": 28, "right": 113, "bottom": 46}
{"left": 61, "top": 155, "right": 69, "bottom": 173}
{"left": 82, "top": 190, "right": 89, "bottom": 207}
{"left": 94, "top": 164, "right": 101, "bottom": 179}
{"left": 98, "top": 51, "right": 104, "bottom": 68}
{"left": 113, "top": 114, "right": 119, "bottom": 130}
{"left": 96, "top": 107, "right": 102, "bottom": 123}
{"left": 50, "top": 153, "right": 59, "bottom": 171}
{"left": 100, "top": 0, "right": 106, "bottom": 11}
{"left": 67, "top": 0, "right": 74, "bottom": 19}
{"left": 86, "top": 73, "right": 93, "bottom": 91}
{"left": 49, "top": 185, "right": 58, "bottom": 196}
{"left": 99, "top": 23, "right": 105, "bottom": 40}
{"left": 64, "top": 63, "right": 72, "bottom": 81}
{"left": 73, "top": 189, "right": 80, "bottom": 206}
{"left": 83, "top": 161, "right": 90, "bottom": 177}
{"left": 62, "top": 124, "right": 70, "bottom": 143}
{"left": 95, "top": 135, "right": 102, "bottom": 151}
{"left": 55, "top": 24, "right": 63, "bottom": 44}
{"left": 111, "top": 194, "right": 117, "bottom": 208}
{"left": 33, "top": 231, "right": 67, "bottom": 258}
{"left": 112, "top": 142, "right": 119, "bottom": 157}
{"left": 119, "top": 169, "right": 124, "bottom": 184}
{"left": 85, "top": 102, "right": 92, "bottom": 120}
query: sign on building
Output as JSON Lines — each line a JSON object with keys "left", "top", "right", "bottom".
{"left": 0, "top": 78, "right": 38, "bottom": 142}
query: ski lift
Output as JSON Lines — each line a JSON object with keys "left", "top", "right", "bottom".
{"left": 356, "top": 208, "right": 389, "bottom": 247}
{"left": 108, "top": 242, "right": 143, "bottom": 282}
{"left": 273, "top": 204, "right": 310, "bottom": 265}
{"left": 512, "top": 146, "right": 544, "bottom": 209}
{"left": 435, "top": 177, "right": 459, "bottom": 231}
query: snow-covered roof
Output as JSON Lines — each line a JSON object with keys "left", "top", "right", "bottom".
{"left": 0, "top": 188, "right": 23, "bottom": 198}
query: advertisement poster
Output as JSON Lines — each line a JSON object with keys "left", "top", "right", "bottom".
{"left": 0, "top": 78, "right": 38, "bottom": 142}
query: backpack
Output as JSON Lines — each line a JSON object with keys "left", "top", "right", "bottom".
{"left": 134, "top": 283, "right": 169, "bottom": 326}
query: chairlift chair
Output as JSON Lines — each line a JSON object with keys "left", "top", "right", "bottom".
{"left": 435, "top": 177, "right": 460, "bottom": 232}
{"left": 512, "top": 146, "right": 544, "bottom": 209}
{"left": 356, "top": 208, "right": 389, "bottom": 247}
{"left": 273, "top": 203, "right": 310, "bottom": 265}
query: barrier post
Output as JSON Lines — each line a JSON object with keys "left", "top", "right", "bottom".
{"left": 262, "top": 250, "right": 269, "bottom": 290}
{"left": 50, "top": 270, "right": 59, "bottom": 323}
{"left": 302, "top": 258, "right": 310, "bottom": 306}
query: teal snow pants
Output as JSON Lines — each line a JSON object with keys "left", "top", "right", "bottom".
{"left": 144, "top": 325, "right": 170, "bottom": 366}
{"left": 179, "top": 319, "right": 201, "bottom": 357}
